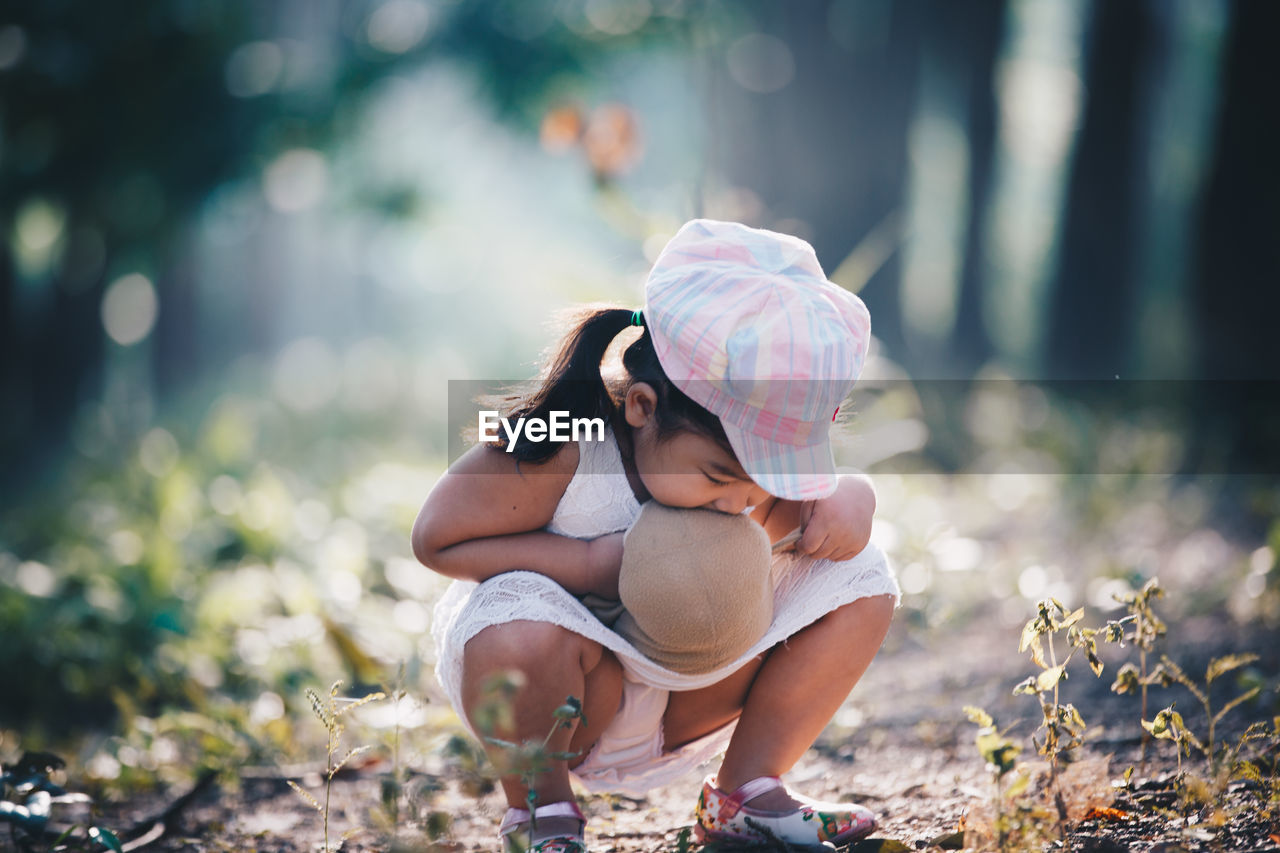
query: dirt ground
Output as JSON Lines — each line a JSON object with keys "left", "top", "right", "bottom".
{"left": 11, "top": 617, "right": 1280, "bottom": 852}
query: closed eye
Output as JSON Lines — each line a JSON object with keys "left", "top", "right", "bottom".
{"left": 702, "top": 471, "right": 731, "bottom": 486}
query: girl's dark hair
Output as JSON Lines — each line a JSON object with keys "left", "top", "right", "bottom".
{"left": 498, "top": 306, "right": 730, "bottom": 462}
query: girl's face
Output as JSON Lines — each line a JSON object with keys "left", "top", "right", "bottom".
{"left": 622, "top": 383, "right": 772, "bottom": 514}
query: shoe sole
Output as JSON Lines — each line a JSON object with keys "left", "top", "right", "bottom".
{"left": 693, "top": 818, "right": 876, "bottom": 850}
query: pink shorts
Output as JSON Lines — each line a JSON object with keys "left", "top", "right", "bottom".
{"left": 570, "top": 674, "right": 737, "bottom": 797}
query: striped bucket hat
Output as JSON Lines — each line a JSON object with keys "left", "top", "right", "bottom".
{"left": 643, "top": 219, "right": 871, "bottom": 501}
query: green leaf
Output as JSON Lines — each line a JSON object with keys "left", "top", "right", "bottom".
{"left": 1144, "top": 707, "right": 1187, "bottom": 742}
{"left": 928, "top": 831, "right": 965, "bottom": 850}
{"left": 1112, "top": 662, "right": 1140, "bottom": 694}
{"left": 484, "top": 737, "right": 521, "bottom": 751}
{"left": 1061, "top": 703, "right": 1086, "bottom": 734}
{"left": 1036, "top": 666, "right": 1065, "bottom": 692}
{"left": 1205, "top": 653, "right": 1260, "bottom": 684}
{"left": 52, "top": 825, "right": 81, "bottom": 847}
{"left": 1018, "top": 618, "right": 1041, "bottom": 653}
{"left": 1213, "top": 686, "right": 1261, "bottom": 725}
{"left": 89, "top": 826, "right": 124, "bottom": 852}
{"left": 1086, "top": 648, "right": 1104, "bottom": 677}
{"left": 1143, "top": 662, "right": 1175, "bottom": 688}
{"left": 1012, "top": 676, "right": 1039, "bottom": 696}
{"left": 1232, "top": 760, "right": 1263, "bottom": 783}
{"left": 1005, "top": 768, "right": 1031, "bottom": 799}
{"left": 1159, "top": 656, "right": 1202, "bottom": 700}
{"left": 975, "top": 731, "right": 1020, "bottom": 774}
{"left": 1027, "top": 635, "right": 1047, "bottom": 668}
{"left": 963, "top": 706, "right": 993, "bottom": 728}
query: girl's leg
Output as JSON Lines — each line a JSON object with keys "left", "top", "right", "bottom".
{"left": 664, "top": 595, "right": 895, "bottom": 807}
{"left": 662, "top": 655, "right": 767, "bottom": 749}
{"left": 462, "top": 620, "right": 623, "bottom": 812}
{"left": 719, "top": 594, "right": 894, "bottom": 806}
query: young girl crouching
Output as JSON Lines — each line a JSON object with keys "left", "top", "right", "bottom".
{"left": 413, "top": 219, "right": 899, "bottom": 852}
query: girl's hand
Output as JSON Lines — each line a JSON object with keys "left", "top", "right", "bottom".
{"left": 585, "top": 532, "right": 625, "bottom": 599}
{"left": 796, "top": 475, "right": 875, "bottom": 562}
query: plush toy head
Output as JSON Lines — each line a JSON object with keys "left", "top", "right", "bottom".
{"left": 614, "top": 501, "right": 773, "bottom": 674}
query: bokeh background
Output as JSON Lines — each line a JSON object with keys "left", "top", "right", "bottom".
{"left": 2, "top": 0, "right": 1278, "bottom": 793}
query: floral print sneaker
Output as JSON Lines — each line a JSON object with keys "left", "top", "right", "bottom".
{"left": 694, "top": 775, "right": 877, "bottom": 849}
{"left": 500, "top": 801, "right": 588, "bottom": 853}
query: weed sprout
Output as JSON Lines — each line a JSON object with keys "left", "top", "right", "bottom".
{"left": 287, "top": 680, "right": 385, "bottom": 853}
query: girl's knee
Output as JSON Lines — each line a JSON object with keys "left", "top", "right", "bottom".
{"left": 464, "top": 620, "right": 603, "bottom": 675}
{"left": 821, "top": 594, "right": 895, "bottom": 636}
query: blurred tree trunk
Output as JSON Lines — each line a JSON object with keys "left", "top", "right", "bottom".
{"left": 154, "top": 245, "right": 199, "bottom": 396}
{"left": 1189, "top": 0, "right": 1280, "bottom": 476}
{"left": 1046, "top": 0, "right": 1150, "bottom": 378}
{"left": 34, "top": 272, "right": 103, "bottom": 461}
{"left": 1193, "top": 0, "right": 1280, "bottom": 381}
{"left": 709, "top": 0, "right": 924, "bottom": 359}
{"left": 0, "top": 249, "right": 20, "bottom": 479}
{"left": 950, "top": 0, "right": 1006, "bottom": 374}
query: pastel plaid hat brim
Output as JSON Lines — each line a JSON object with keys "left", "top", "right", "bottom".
{"left": 644, "top": 219, "right": 871, "bottom": 500}
{"left": 720, "top": 418, "right": 839, "bottom": 502}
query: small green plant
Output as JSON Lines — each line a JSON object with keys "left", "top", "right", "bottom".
{"left": 378, "top": 663, "right": 411, "bottom": 845}
{"left": 484, "top": 695, "right": 586, "bottom": 837}
{"left": 1229, "top": 715, "right": 1280, "bottom": 820}
{"left": 288, "top": 680, "right": 386, "bottom": 853}
{"left": 1143, "top": 653, "right": 1261, "bottom": 777}
{"left": 963, "top": 706, "right": 1038, "bottom": 852}
{"left": 1011, "top": 598, "right": 1120, "bottom": 837}
{"left": 1109, "top": 578, "right": 1167, "bottom": 762}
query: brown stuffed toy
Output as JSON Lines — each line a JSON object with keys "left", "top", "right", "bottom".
{"left": 586, "top": 501, "right": 776, "bottom": 675}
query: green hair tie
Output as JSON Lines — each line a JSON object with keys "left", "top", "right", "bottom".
{"left": 631, "top": 310, "right": 644, "bottom": 327}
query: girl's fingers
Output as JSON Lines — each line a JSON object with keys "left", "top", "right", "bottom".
{"left": 799, "top": 526, "right": 830, "bottom": 556}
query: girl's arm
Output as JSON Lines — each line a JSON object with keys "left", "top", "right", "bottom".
{"left": 751, "top": 473, "right": 876, "bottom": 562}
{"left": 411, "top": 442, "right": 623, "bottom": 598}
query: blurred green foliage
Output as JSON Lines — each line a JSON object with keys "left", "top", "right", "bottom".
{"left": 0, "top": 366, "right": 442, "bottom": 748}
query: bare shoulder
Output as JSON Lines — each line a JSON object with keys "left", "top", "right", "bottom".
{"left": 447, "top": 439, "right": 580, "bottom": 484}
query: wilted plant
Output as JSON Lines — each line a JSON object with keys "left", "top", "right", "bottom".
{"left": 1230, "top": 716, "right": 1280, "bottom": 819}
{"left": 1011, "top": 598, "right": 1120, "bottom": 834}
{"left": 964, "top": 706, "right": 1038, "bottom": 852}
{"left": 288, "top": 680, "right": 386, "bottom": 853}
{"left": 1143, "top": 653, "right": 1260, "bottom": 778}
{"left": 1109, "top": 578, "right": 1166, "bottom": 761}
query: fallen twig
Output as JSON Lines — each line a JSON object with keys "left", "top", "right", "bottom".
{"left": 120, "top": 770, "right": 218, "bottom": 851}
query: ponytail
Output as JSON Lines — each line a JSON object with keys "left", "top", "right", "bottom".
{"left": 500, "top": 307, "right": 634, "bottom": 462}
{"left": 495, "top": 305, "right": 734, "bottom": 463}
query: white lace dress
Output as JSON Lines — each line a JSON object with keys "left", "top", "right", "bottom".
{"left": 431, "top": 428, "right": 899, "bottom": 794}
